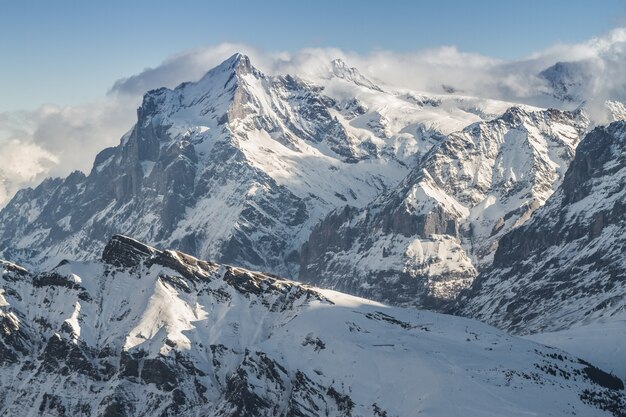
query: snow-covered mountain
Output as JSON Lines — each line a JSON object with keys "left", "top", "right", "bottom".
{"left": 0, "top": 235, "right": 624, "bottom": 417}
{"left": 300, "top": 106, "right": 589, "bottom": 308}
{"left": 540, "top": 61, "right": 593, "bottom": 103}
{"left": 458, "top": 121, "right": 626, "bottom": 335}
{"left": 0, "top": 54, "right": 515, "bottom": 278}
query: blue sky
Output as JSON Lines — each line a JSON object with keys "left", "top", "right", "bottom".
{"left": 0, "top": 0, "right": 625, "bottom": 111}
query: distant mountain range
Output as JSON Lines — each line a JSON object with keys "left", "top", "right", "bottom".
{"left": 0, "top": 54, "right": 490, "bottom": 278}
{"left": 300, "top": 106, "right": 588, "bottom": 308}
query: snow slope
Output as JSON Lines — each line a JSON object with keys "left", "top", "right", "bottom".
{"left": 0, "top": 235, "right": 624, "bottom": 416}
{"left": 527, "top": 318, "right": 626, "bottom": 383}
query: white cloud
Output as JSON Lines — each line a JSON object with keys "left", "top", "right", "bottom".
{"left": 107, "top": 28, "right": 626, "bottom": 109}
{"left": 3, "top": 28, "right": 626, "bottom": 207}
{"left": 0, "top": 139, "right": 58, "bottom": 206}
{"left": 0, "top": 96, "right": 138, "bottom": 206}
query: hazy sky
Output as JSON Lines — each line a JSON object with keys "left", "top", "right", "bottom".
{"left": 1, "top": 0, "right": 625, "bottom": 111}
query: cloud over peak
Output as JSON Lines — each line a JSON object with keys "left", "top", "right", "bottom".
{"left": 106, "top": 28, "right": 626, "bottom": 109}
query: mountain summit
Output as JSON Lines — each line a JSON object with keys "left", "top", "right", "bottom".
{"left": 328, "top": 58, "right": 383, "bottom": 91}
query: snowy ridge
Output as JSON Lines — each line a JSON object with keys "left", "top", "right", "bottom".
{"left": 300, "top": 106, "right": 589, "bottom": 308}
{"left": 0, "top": 235, "right": 624, "bottom": 416}
{"left": 327, "top": 58, "right": 384, "bottom": 92}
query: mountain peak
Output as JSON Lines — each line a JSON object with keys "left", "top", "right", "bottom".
{"left": 135, "top": 52, "right": 267, "bottom": 125}
{"left": 329, "top": 58, "right": 382, "bottom": 91}
{"left": 330, "top": 58, "right": 351, "bottom": 72}
{"left": 222, "top": 52, "right": 255, "bottom": 75}
{"left": 500, "top": 106, "right": 529, "bottom": 125}
{"left": 164, "top": 53, "right": 263, "bottom": 96}
{"left": 203, "top": 52, "right": 263, "bottom": 81}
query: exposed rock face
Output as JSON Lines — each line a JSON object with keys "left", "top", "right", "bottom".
{"left": 300, "top": 107, "right": 588, "bottom": 308}
{"left": 0, "top": 236, "right": 625, "bottom": 416}
{"left": 458, "top": 121, "right": 626, "bottom": 334}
